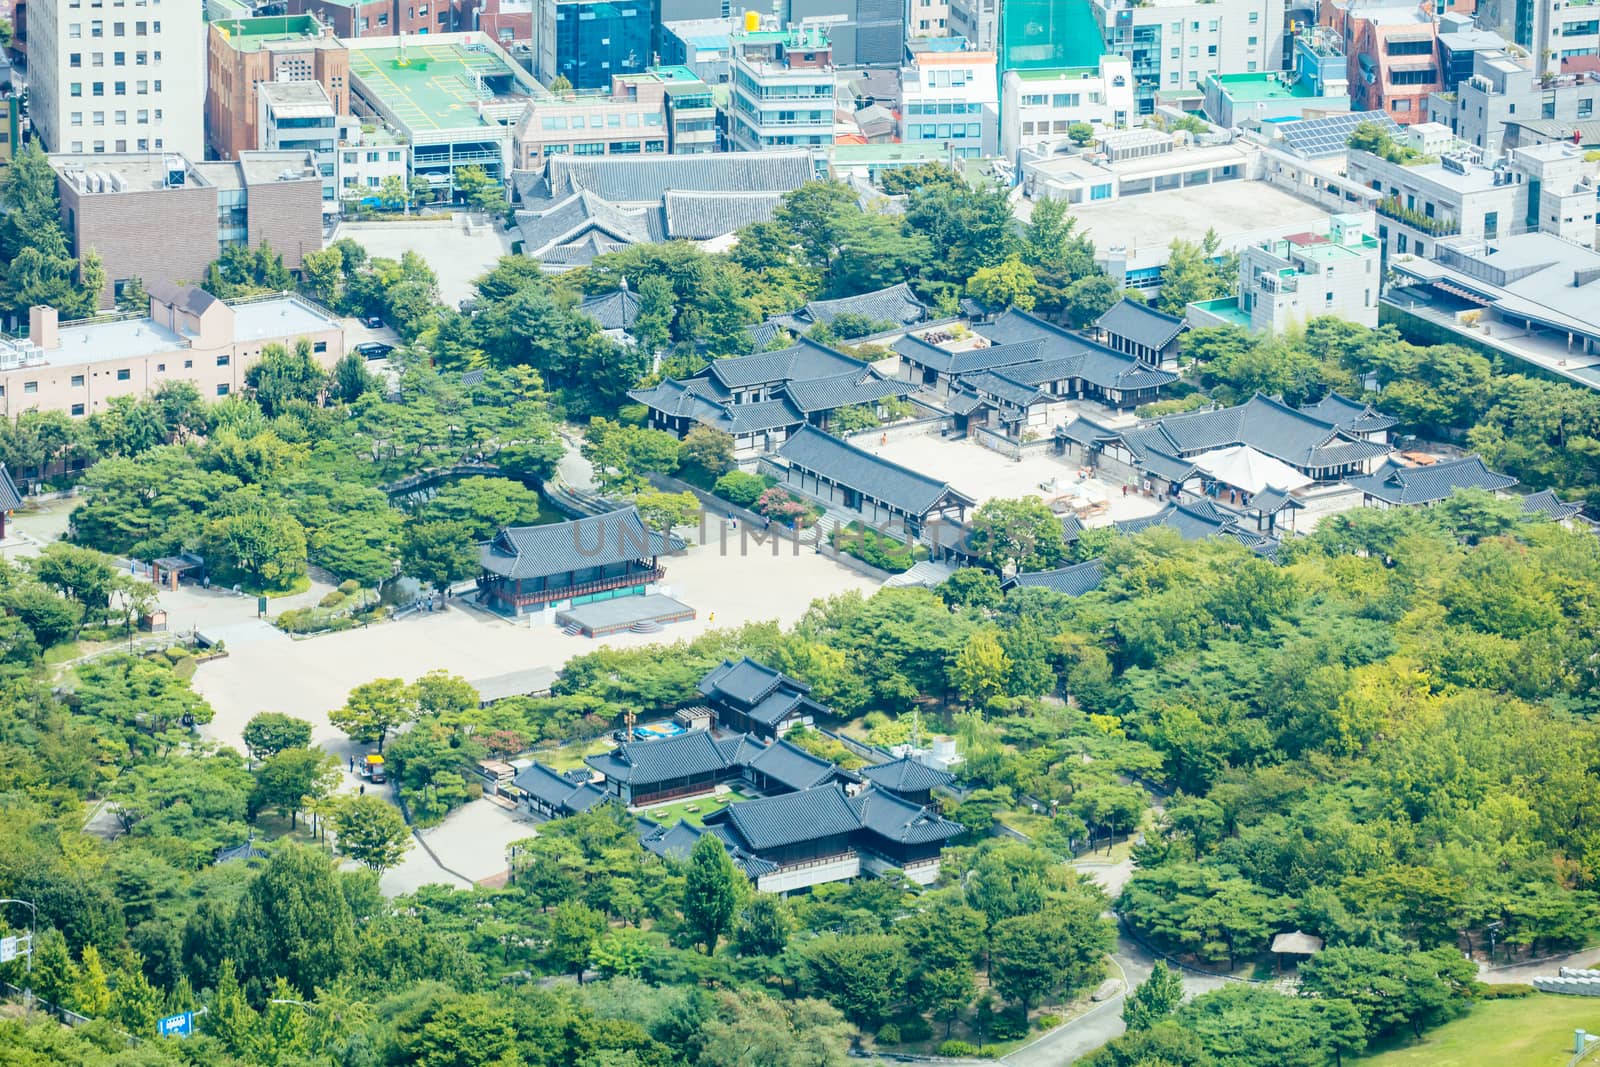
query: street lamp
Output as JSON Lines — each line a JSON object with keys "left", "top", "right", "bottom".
{"left": 0, "top": 898, "right": 38, "bottom": 1008}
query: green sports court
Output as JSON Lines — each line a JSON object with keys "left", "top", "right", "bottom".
{"left": 347, "top": 43, "right": 520, "bottom": 130}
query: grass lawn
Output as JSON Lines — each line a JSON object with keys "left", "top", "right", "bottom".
{"left": 539, "top": 736, "right": 617, "bottom": 772}
{"left": 1358, "top": 995, "right": 1597, "bottom": 1067}
{"left": 640, "top": 788, "right": 749, "bottom": 827}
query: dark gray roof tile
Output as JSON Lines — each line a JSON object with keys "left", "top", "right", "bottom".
{"left": 857, "top": 756, "right": 954, "bottom": 793}
{"left": 1096, "top": 298, "right": 1187, "bottom": 350}
{"left": 777, "top": 425, "right": 975, "bottom": 516}
{"left": 1348, "top": 456, "right": 1518, "bottom": 505}
{"left": 1003, "top": 557, "right": 1106, "bottom": 596}
{"left": 480, "top": 507, "right": 680, "bottom": 581}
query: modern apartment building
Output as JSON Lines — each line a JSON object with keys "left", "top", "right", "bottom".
{"left": 512, "top": 68, "right": 717, "bottom": 166}
{"left": 1188, "top": 213, "right": 1382, "bottom": 332}
{"left": 258, "top": 82, "right": 339, "bottom": 204}
{"left": 51, "top": 151, "right": 324, "bottom": 307}
{"left": 0, "top": 287, "right": 344, "bottom": 418}
{"left": 1430, "top": 48, "right": 1600, "bottom": 156}
{"left": 205, "top": 14, "right": 349, "bottom": 160}
{"left": 727, "top": 28, "right": 838, "bottom": 151}
{"left": 1094, "top": 0, "right": 1287, "bottom": 115}
{"left": 336, "top": 120, "right": 408, "bottom": 201}
{"left": 900, "top": 43, "right": 998, "bottom": 158}
{"left": 28, "top": 0, "right": 206, "bottom": 158}
{"left": 1321, "top": 0, "right": 1467, "bottom": 124}
{"left": 533, "top": 0, "right": 651, "bottom": 90}
{"left": 906, "top": 0, "right": 949, "bottom": 39}
{"left": 1000, "top": 56, "right": 1134, "bottom": 161}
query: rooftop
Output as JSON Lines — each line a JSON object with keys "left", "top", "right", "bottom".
{"left": 212, "top": 14, "right": 337, "bottom": 51}
{"left": 347, "top": 40, "right": 528, "bottom": 132}
{"left": 259, "top": 81, "right": 337, "bottom": 117}
{"left": 1212, "top": 72, "right": 1317, "bottom": 102}
{"left": 1011, "top": 65, "right": 1105, "bottom": 81}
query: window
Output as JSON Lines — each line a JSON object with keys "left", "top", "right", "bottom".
{"left": 216, "top": 384, "right": 230, "bottom": 396}
{"left": 135, "top": 20, "right": 145, "bottom": 32}
{"left": 313, "top": 341, "right": 328, "bottom": 353}
{"left": 116, "top": 368, "right": 131, "bottom": 381}
{"left": 71, "top": 82, "right": 83, "bottom": 96}
{"left": 71, "top": 53, "right": 83, "bottom": 67}
{"left": 71, "top": 404, "right": 86, "bottom": 417}
{"left": 70, "top": 374, "right": 85, "bottom": 387}
{"left": 1249, "top": 10, "right": 1258, "bottom": 21}
{"left": 1484, "top": 210, "right": 1498, "bottom": 238}
{"left": 1189, "top": 45, "right": 1199, "bottom": 57}
{"left": 1583, "top": 99, "right": 1595, "bottom": 118}
{"left": 135, "top": 50, "right": 146, "bottom": 63}
{"left": 183, "top": 360, "right": 193, "bottom": 369}
{"left": 91, "top": 19, "right": 103, "bottom": 35}
{"left": 1247, "top": 35, "right": 1257, "bottom": 44}
{"left": 93, "top": 53, "right": 105, "bottom": 66}
{"left": 1090, "top": 182, "right": 1113, "bottom": 200}
{"left": 386, "top": 150, "right": 401, "bottom": 161}
{"left": 93, "top": 82, "right": 104, "bottom": 96}
{"left": 22, "top": 381, "right": 37, "bottom": 394}
{"left": 93, "top": 111, "right": 105, "bottom": 125}
{"left": 113, "top": 51, "right": 125, "bottom": 64}
{"left": 155, "top": 363, "right": 164, "bottom": 372}
{"left": 70, "top": 22, "right": 83, "bottom": 37}
{"left": 136, "top": 80, "right": 147, "bottom": 93}
{"left": 115, "top": 139, "right": 126, "bottom": 151}
{"left": 71, "top": 112, "right": 84, "bottom": 126}
{"left": 114, "top": 21, "right": 125, "bottom": 34}
{"left": 114, "top": 83, "right": 125, "bottom": 96}
{"left": 216, "top": 355, "right": 230, "bottom": 367}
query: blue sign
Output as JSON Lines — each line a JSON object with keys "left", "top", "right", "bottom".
{"left": 158, "top": 1012, "right": 193, "bottom": 1038}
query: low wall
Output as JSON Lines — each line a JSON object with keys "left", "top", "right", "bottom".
{"left": 842, "top": 414, "right": 949, "bottom": 448}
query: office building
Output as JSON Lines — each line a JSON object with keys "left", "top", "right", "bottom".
{"left": 205, "top": 14, "right": 349, "bottom": 161}
{"left": 1430, "top": 48, "right": 1600, "bottom": 157}
{"left": 258, "top": 82, "right": 338, "bottom": 204}
{"left": 947, "top": 0, "right": 996, "bottom": 50}
{"left": 907, "top": 0, "right": 949, "bottom": 39}
{"left": 285, "top": 0, "right": 444, "bottom": 38}
{"left": 512, "top": 67, "right": 714, "bottom": 166}
{"left": 660, "top": 17, "right": 738, "bottom": 84}
{"left": 28, "top": 0, "right": 206, "bottom": 158}
{"left": 52, "top": 151, "right": 323, "bottom": 307}
{"left": 727, "top": 27, "right": 838, "bottom": 151}
{"left": 1000, "top": 56, "right": 1134, "bottom": 161}
{"left": 1095, "top": 0, "right": 1287, "bottom": 115}
{"left": 1187, "top": 213, "right": 1382, "bottom": 332}
{"left": 0, "top": 286, "right": 344, "bottom": 418}
{"left": 534, "top": 0, "right": 651, "bottom": 90}
{"left": 900, "top": 43, "right": 998, "bottom": 157}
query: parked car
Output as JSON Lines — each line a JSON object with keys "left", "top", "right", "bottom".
{"left": 356, "top": 342, "right": 394, "bottom": 360}
{"left": 364, "top": 316, "right": 384, "bottom": 329}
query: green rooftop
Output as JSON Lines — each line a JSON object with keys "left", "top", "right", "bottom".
{"left": 347, "top": 44, "right": 519, "bottom": 131}
{"left": 1212, "top": 72, "right": 1316, "bottom": 102}
{"left": 1001, "top": 0, "right": 1105, "bottom": 74}
{"left": 1189, "top": 297, "right": 1254, "bottom": 328}
{"left": 213, "top": 14, "right": 324, "bottom": 51}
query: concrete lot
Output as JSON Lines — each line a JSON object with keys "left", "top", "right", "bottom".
{"left": 1067, "top": 182, "right": 1333, "bottom": 261}
{"left": 334, "top": 214, "right": 514, "bottom": 307}
{"left": 378, "top": 796, "right": 539, "bottom": 895}
{"left": 867, "top": 433, "right": 1166, "bottom": 526}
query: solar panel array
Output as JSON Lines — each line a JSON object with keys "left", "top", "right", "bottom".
{"left": 1278, "top": 111, "right": 1403, "bottom": 157}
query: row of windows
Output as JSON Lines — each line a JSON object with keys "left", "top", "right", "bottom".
{"left": 1019, "top": 93, "right": 1104, "bottom": 108}
{"left": 70, "top": 109, "right": 160, "bottom": 125}
{"left": 539, "top": 111, "right": 663, "bottom": 130}
{"left": 544, "top": 140, "right": 666, "bottom": 155}
{"left": 67, "top": 51, "right": 160, "bottom": 68}
{"left": 67, "top": 19, "right": 156, "bottom": 37}
{"left": 67, "top": 137, "right": 163, "bottom": 151}
{"left": 909, "top": 122, "right": 983, "bottom": 140}
{"left": 904, "top": 101, "right": 985, "bottom": 116}
{"left": 69, "top": 79, "right": 162, "bottom": 96}
{"left": 67, "top": 0, "right": 160, "bottom": 9}
{"left": 342, "top": 149, "right": 405, "bottom": 163}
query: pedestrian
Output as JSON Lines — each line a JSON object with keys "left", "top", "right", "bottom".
{"left": 360, "top": 784, "right": 366, "bottom": 795}
{"left": 349, "top": 756, "right": 354, "bottom": 772}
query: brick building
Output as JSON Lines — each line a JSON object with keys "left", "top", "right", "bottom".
{"left": 286, "top": 0, "right": 445, "bottom": 38}
{"left": 205, "top": 14, "right": 349, "bottom": 160}
{"left": 52, "top": 151, "right": 324, "bottom": 308}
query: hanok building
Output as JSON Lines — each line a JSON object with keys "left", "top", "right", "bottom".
{"left": 776, "top": 425, "right": 976, "bottom": 539}
{"left": 627, "top": 339, "right": 918, "bottom": 460}
{"left": 697, "top": 657, "right": 832, "bottom": 740}
{"left": 1094, "top": 298, "right": 1187, "bottom": 370}
{"left": 856, "top": 755, "right": 955, "bottom": 805}
{"left": 702, "top": 782, "right": 965, "bottom": 891}
{"left": 773, "top": 282, "right": 929, "bottom": 336}
{"left": 476, "top": 506, "right": 679, "bottom": 617}
{"left": 512, "top": 762, "right": 612, "bottom": 819}
{"left": 1348, "top": 455, "right": 1517, "bottom": 508}
{"left": 1000, "top": 556, "right": 1107, "bottom": 598}
{"left": 1115, "top": 499, "right": 1283, "bottom": 557}
{"left": 582, "top": 730, "right": 849, "bottom": 807}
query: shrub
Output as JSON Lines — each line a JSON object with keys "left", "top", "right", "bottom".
{"left": 753, "top": 486, "right": 812, "bottom": 525}
{"left": 319, "top": 590, "right": 347, "bottom": 609}
{"left": 896, "top": 1015, "right": 932, "bottom": 1043}
{"left": 829, "top": 522, "right": 928, "bottom": 574}
{"left": 990, "top": 1012, "right": 1031, "bottom": 1041}
{"left": 1034, "top": 1013, "right": 1063, "bottom": 1031}
{"left": 337, "top": 579, "right": 361, "bottom": 596}
{"left": 713, "top": 470, "right": 772, "bottom": 508}
{"left": 874, "top": 1023, "right": 901, "bottom": 1045}
{"left": 1479, "top": 983, "right": 1533, "bottom": 1000}
{"left": 938, "top": 1041, "right": 980, "bottom": 1057}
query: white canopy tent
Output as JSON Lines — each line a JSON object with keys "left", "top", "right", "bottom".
{"left": 1191, "top": 445, "right": 1313, "bottom": 496}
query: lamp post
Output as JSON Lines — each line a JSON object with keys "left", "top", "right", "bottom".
{"left": 0, "top": 898, "right": 38, "bottom": 1008}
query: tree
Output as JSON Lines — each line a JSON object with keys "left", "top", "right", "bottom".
{"left": 109, "top": 962, "right": 163, "bottom": 1037}
{"left": 241, "top": 712, "right": 314, "bottom": 765}
{"left": 329, "top": 677, "right": 415, "bottom": 752}
{"left": 1124, "top": 961, "right": 1185, "bottom": 1031}
{"left": 683, "top": 833, "right": 740, "bottom": 955}
{"left": 966, "top": 496, "right": 1067, "bottom": 574}
{"left": 1062, "top": 274, "right": 1123, "bottom": 329}
{"left": 454, "top": 164, "right": 505, "bottom": 214}
{"left": 1068, "top": 122, "right": 1097, "bottom": 146}
{"left": 332, "top": 794, "right": 412, "bottom": 873}
{"left": 401, "top": 520, "right": 478, "bottom": 595}
{"left": 549, "top": 899, "right": 606, "bottom": 977}
{"left": 379, "top": 173, "right": 409, "bottom": 213}
{"left": 198, "top": 490, "right": 308, "bottom": 593}
{"left": 115, "top": 275, "right": 150, "bottom": 314}
{"left": 246, "top": 339, "right": 327, "bottom": 416}
{"left": 73, "top": 944, "right": 111, "bottom": 1015}
{"left": 231, "top": 843, "right": 356, "bottom": 998}
{"left": 734, "top": 894, "right": 793, "bottom": 957}
{"left": 679, "top": 425, "right": 736, "bottom": 479}
{"left": 4, "top": 582, "right": 83, "bottom": 648}
{"left": 792, "top": 932, "right": 907, "bottom": 1031}
{"left": 951, "top": 630, "right": 1013, "bottom": 706}
{"left": 422, "top": 476, "right": 542, "bottom": 540}
{"left": 989, "top": 900, "right": 1112, "bottom": 1014}
{"left": 1299, "top": 945, "right": 1478, "bottom": 1042}
{"left": 939, "top": 567, "right": 1004, "bottom": 611}
{"left": 549, "top": 73, "right": 574, "bottom": 95}
{"left": 967, "top": 255, "right": 1038, "bottom": 311}
{"left": 251, "top": 746, "right": 339, "bottom": 827}
{"left": 1158, "top": 231, "right": 1237, "bottom": 316}
{"left": 634, "top": 489, "right": 699, "bottom": 532}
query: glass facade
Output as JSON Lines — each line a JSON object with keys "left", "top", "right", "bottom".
{"left": 551, "top": 0, "right": 653, "bottom": 90}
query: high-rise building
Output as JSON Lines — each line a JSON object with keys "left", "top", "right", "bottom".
{"left": 534, "top": 0, "right": 652, "bottom": 90}
{"left": 205, "top": 14, "right": 349, "bottom": 160}
{"left": 1094, "top": 0, "right": 1287, "bottom": 115}
{"left": 727, "top": 27, "right": 838, "bottom": 150}
{"left": 28, "top": 0, "right": 206, "bottom": 158}
{"left": 900, "top": 43, "right": 998, "bottom": 157}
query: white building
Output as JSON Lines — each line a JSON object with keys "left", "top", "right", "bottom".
{"left": 1000, "top": 57, "right": 1135, "bottom": 161}
{"left": 1094, "top": 0, "right": 1287, "bottom": 116}
{"left": 727, "top": 28, "right": 839, "bottom": 151}
{"left": 900, "top": 45, "right": 998, "bottom": 158}
{"left": 336, "top": 121, "right": 408, "bottom": 206}
{"left": 257, "top": 82, "right": 337, "bottom": 206}
{"left": 28, "top": 0, "right": 206, "bottom": 158}
{"left": 1188, "top": 213, "right": 1382, "bottom": 332}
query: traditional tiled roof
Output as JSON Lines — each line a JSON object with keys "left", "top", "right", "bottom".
{"left": 578, "top": 288, "right": 643, "bottom": 332}
{"left": 1347, "top": 456, "right": 1518, "bottom": 506}
{"left": 662, "top": 190, "right": 785, "bottom": 239}
{"left": 516, "top": 190, "right": 663, "bottom": 261}
{"left": 848, "top": 786, "right": 965, "bottom": 845}
{"left": 712, "top": 783, "right": 865, "bottom": 850}
{"left": 536, "top": 150, "right": 815, "bottom": 204}
{"left": 960, "top": 370, "right": 1049, "bottom": 408}
{"left": 1096, "top": 298, "right": 1186, "bottom": 351}
{"left": 979, "top": 310, "right": 1180, "bottom": 393}
{"left": 777, "top": 425, "right": 976, "bottom": 516}
{"left": 789, "top": 282, "right": 928, "bottom": 329}
{"left": 1060, "top": 512, "right": 1084, "bottom": 542}
{"left": 746, "top": 321, "right": 784, "bottom": 351}
{"left": 722, "top": 399, "right": 806, "bottom": 435}
{"left": 479, "top": 507, "right": 680, "bottom": 581}
{"left": 586, "top": 729, "right": 736, "bottom": 786}
{"left": 1002, "top": 557, "right": 1107, "bottom": 596}
{"left": 699, "top": 656, "right": 804, "bottom": 706}
{"left": 627, "top": 378, "right": 732, "bottom": 422}
{"left": 1248, "top": 486, "right": 1305, "bottom": 515}
{"left": 1522, "top": 489, "right": 1583, "bottom": 521}
{"left": 0, "top": 464, "right": 21, "bottom": 513}
{"left": 782, "top": 370, "right": 916, "bottom": 413}
{"left": 638, "top": 819, "right": 780, "bottom": 879}
{"left": 857, "top": 756, "right": 955, "bottom": 794}
{"left": 1117, "top": 393, "right": 1392, "bottom": 474}
{"left": 706, "top": 338, "right": 868, "bottom": 391}
{"left": 891, "top": 334, "right": 1048, "bottom": 376}
{"left": 744, "top": 738, "right": 840, "bottom": 792}
{"left": 1056, "top": 415, "right": 1121, "bottom": 448}
{"left": 513, "top": 762, "right": 610, "bottom": 814}
{"left": 1116, "top": 500, "right": 1279, "bottom": 554}
{"left": 1298, "top": 392, "right": 1398, "bottom": 435}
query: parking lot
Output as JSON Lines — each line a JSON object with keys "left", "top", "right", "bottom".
{"left": 334, "top": 214, "right": 515, "bottom": 307}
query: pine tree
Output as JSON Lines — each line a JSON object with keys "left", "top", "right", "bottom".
{"left": 1123, "top": 961, "right": 1185, "bottom": 1031}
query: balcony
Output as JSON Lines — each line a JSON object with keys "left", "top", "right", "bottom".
{"left": 1377, "top": 195, "right": 1460, "bottom": 236}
